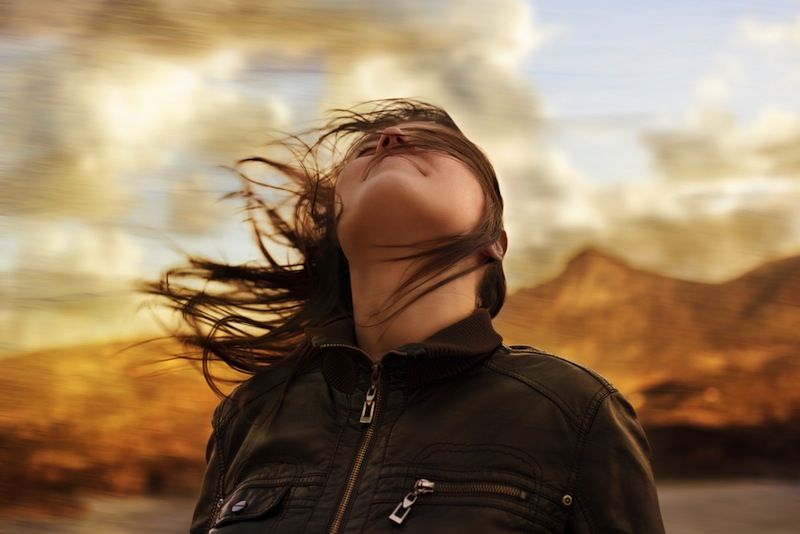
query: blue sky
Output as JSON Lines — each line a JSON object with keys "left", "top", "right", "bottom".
{"left": 524, "top": 0, "right": 800, "bottom": 185}
{"left": 529, "top": 0, "right": 798, "bottom": 116}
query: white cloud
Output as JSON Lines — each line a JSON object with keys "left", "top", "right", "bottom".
{"left": 738, "top": 14, "right": 800, "bottom": 47}
{"left": 695, "top": 75, "right": 733, "bottom": 108}
{"left": 0, "top": 38, "right": 291, "bottom": 221}
{"left": 0, "top": 220, "right": 163, "bottom": 355}
{"left": 641, "top": 106, "right": 800, "bottom": 182}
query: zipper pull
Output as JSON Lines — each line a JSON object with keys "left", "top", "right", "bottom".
{"left": 389, "top": 478, "right": 435, "bottom": 524}
{"left": 360, "top": 362, "right": 382, "bottom": 424}
{"left": 210, "top": 495, "right": 224, "bottom": 526}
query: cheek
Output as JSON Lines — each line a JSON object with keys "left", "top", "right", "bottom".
{"left": 431, "top": 159, "right": 486, "bottom": 231}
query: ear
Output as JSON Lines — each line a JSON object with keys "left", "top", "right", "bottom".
{"left": 483, "top": 229, "right": 507, "bottom": 262}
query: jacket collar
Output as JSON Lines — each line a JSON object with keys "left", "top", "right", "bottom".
{"left": 304, "top": 307, "right": 504, "bottom": 394}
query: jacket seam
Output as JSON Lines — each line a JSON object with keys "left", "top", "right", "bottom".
{"left": 215, "top": 377, "right": 291, "bottom": 434}
{"left": 207, "top": 404, "right": 228, "bottom": 534}
{"left": 575, "top": 494, "right": 596, "bottom": 534}
{"left": 206, "top": 377, "right": 289, "bottom": 533}
{"left": 565, "top": 388, "right": 615, "bottom": 533}
{"left": 414, "top": 443, "right": 541, "bottom": 479}
{"left": 481, "top": 359, "right": 584, "bottom": 429}
{"left": 503, "top": 346, "right": 615, "bottom": 390}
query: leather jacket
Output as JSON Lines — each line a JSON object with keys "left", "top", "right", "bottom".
{"left": 190, "top": 307, "right": 665, "bottom": 533}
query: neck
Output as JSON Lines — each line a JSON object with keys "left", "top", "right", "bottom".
{"left": 347, "top": 254, "right": 485, "bottom": 363}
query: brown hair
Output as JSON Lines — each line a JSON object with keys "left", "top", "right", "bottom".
{"left": 136, "top": 97, "right": 506, "bottom": 417}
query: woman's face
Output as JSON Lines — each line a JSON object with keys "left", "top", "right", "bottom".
{"left": 334, "top": 121, "right": 486, "bottom": 262}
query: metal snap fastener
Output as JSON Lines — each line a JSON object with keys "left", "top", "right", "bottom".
{"left": 231, "top": 500, "right": 247, "bottom": 513}
{"left": 562, "top": 494, "right": 573, "bottom": 506}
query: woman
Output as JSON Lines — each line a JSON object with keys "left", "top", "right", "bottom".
{"left": 143, "top": 98, "right": 665, "bottom": 533}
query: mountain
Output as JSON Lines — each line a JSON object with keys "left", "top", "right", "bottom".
{"left": 714, "top": 253, "right": 800, "bottom": 345}
{"left": 496, "top": 247, "right": 718, "bottom": 388}
{"left": 493, "top": 246, "right": 800, "bottom": 430}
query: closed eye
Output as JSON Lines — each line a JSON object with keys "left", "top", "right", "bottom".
{"left": 355, "top": 145, "right": 376, "bottom": 157}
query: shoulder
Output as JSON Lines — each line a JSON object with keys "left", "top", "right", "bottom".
{"left": 213, "top": 355, "right": 305, "bottom": 431}
{"left": 482, "top": 344, "right": 618, "bottom": 428}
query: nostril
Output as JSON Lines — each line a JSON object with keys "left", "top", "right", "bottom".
{"left": 379, "top": 132, "right": 406, "bottom": 150}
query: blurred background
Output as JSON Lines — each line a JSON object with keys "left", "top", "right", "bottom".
{"left": 1, "top": 1, "right": 799, "bottom": 532}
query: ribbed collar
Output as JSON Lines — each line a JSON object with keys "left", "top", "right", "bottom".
{"left": 304, "top": 307, "right": 504, "bottom": 394}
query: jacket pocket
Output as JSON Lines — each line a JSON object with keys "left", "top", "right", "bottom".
{"left": 367, "top": 468, "right": 566, "bottom": 534}
{"left": 389, "top": 476, "right": 529, "bottom": 524}
{"left": 209, "top": 474, "right": 325, "bottom": 533}
{"left": 211, "top": 483, "right": 290, "bottom": 530}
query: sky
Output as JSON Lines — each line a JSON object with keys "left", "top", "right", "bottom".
{"left": 1, "top": 0, "right": 799, "bottom": 355}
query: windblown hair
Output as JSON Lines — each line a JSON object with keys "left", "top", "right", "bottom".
{"left": 137, "top": 97, "right": 506, "bottom": 409}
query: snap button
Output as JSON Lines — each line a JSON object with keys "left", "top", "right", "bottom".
{"left": 231, "top": 500, "right": 247, "bottom": 513}
{"left": 562, "top": 494, "right": 573, "bottom": 507}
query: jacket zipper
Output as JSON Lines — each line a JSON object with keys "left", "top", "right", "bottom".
{"left": 208, "top": 415, "right": 227, "bottom": 532}
{"left": 389, "top": 477, "right": 529, "bottom": 525}
{"left": 318, "top": 342, "right": 406, "bottom": 534}
{"left": 210, "top": 496, "right": 224, "bottom": 529}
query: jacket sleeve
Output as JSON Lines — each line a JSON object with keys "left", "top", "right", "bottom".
{"left": 189, "top": 401, "right": 226, "bottom": 534}
{"left": 566, "top": 390, "right": 666, "bottom": 534}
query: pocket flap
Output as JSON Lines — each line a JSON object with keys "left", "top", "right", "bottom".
{"left": 213, "top": 483, "right": 291, "bottom": 528}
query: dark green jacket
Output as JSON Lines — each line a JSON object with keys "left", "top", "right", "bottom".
{"left": 191, "top": 307, "right": 665, "bottom": 533}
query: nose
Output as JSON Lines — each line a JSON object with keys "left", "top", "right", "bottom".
{"left": 376, "top": 126, "right": 408, "bottom": 154}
